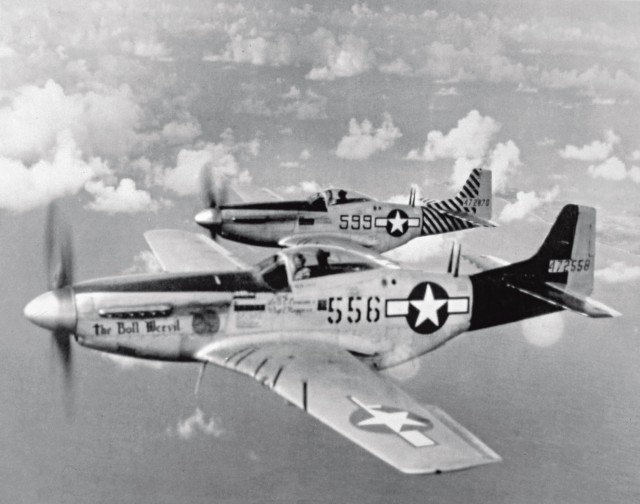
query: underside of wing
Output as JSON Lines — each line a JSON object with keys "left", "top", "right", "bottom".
{"left": 196, "top": 340, "right": 500, "bottom": 474}
{"left": 144, "top": 229, "right": 248, "bottom": 273}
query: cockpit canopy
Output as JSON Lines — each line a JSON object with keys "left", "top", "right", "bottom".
{"left": 307, "top": 188, "right": 373, "bottom": 211}
{"left": 254, "top": 245, "right": 395, "bottom": 291}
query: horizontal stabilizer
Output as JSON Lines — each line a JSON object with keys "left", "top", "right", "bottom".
{"left": 463, "top": 254, "right": 510, "bottom": 271}
{"left": 439, "top": 210, "right": 497, "bottom": 228}
{"left": 507, "top": 282, "right": 621, "bottom": 318}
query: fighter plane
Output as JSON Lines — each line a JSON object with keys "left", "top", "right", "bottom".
{"left": 195, "top": 168, "right": 494, "bottom": 252}
{"left": 24, "top": 204, "right": 618, "bottom": 474}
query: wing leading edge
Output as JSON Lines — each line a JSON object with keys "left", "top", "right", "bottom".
{"left": 196, "top": 340, "right": 500, "bottom": 474}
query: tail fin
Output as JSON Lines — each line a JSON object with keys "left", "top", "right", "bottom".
{"left": 450, "top": 168, "right": 492, "bottom": 220}
{"left": 469, "top": 204, "right": 619, "bottom": 330}
{"left": 517, "top": 204, "right": 595, "bottom": 295}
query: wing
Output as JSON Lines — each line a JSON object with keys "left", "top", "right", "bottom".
{"left": 144, "top": 230, "right": 247, "bottom": 273}
{"left": 196, "top": 340, "right": 500, "bottom": 474}
{"left": 279, "top": 233, "right": 375, "bottom": 249}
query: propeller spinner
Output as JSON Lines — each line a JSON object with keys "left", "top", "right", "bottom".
{"left": 195, "top": 165, "right": 229, "bottom": 239}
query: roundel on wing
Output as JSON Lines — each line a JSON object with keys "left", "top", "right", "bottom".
{"left": 385, "top": 209, "right": 410, "bottom": 237}
{"left": 406, "top": 282, "right": 450, "bottom": 334}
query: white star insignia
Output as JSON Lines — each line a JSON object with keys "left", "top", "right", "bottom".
{"left": 410, "top": 284, "right": 447, "bottom": 327}
{"left": 357, "top": 409, "right": 428, "bottom": 433}
{"left": 388, "top": 211, "right": 407, "bottom": 233}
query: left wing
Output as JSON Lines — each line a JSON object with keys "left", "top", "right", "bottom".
{"left": 144, "top": 230, "right": 247, "bottom": 273}
{"left": 196, "top": 340, "right": 500, "bottom": 474}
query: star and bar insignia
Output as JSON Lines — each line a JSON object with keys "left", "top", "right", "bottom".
{"left": 375, "top": 209, "right": 421, "bottom": 237}
{"left": 349, "top": 396, "right": 436, "bottom": 448}
{"left": 385, "top": 282, "right": 469, "bottom": 334}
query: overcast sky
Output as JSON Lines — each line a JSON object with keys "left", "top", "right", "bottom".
{"left": 1, "top": 1, "right": 639, "bottom": 503}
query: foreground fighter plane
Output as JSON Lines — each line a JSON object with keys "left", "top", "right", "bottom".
{"left": 24, "top": 204, "right": 618, "bottom": 474}
{"left": 195, "top": 168, "right": 494, "bottom": 252}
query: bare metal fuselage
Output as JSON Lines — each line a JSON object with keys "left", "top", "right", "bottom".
{"left": 71, "top": 269, "right": 473, "bottom": 369}
{"left": 217, "top": 201, "right": 426, "bottom": 252}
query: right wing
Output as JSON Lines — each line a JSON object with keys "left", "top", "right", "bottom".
{"left": 144, "top": 230, "right": 247, "bottom": 273}
{"left": 196, "top": 339, "right": 500, "bottom": 474}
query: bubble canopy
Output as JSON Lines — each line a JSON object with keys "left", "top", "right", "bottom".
{"left": 254, "top": 245, "right": 396, "bottom": 290}
{"left": 307, "top": 189, "right": 373, "bottom": 209}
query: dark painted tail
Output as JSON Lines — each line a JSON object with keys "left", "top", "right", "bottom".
{"left": 469, "top": 205, "right": 619, "bottom": 331}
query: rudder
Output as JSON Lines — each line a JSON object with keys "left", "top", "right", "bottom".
{"left": 514, "top": 204, "right": 595, "bottom": 296}
{"left": 452, "top": 168, "right": 492, "bottom": 219}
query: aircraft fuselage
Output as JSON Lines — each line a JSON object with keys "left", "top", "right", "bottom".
{"left": 68, "top": 269, "right": 474, "bottom": 369}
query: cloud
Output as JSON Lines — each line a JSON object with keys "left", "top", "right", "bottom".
{"left": 204, "top": 33, "right": 293, "bottom": 67}
{"left": 595, "top": 261, "right": 640, "bottom": 283}
{"left": 169, "top": 408, "right": 225, "bottom": 440}
{"left": 0, "top": 130, "right": 111, "bottom": 212}
{"left": 486, "top": 140, "right": 522, "bottom": 192}
{"left": 162, "top": 135, "right": 258, "bottom": 196}
{"left": 521, "top": 312, "right": 565, "bottom": 347}
{"left": 283, "top": 180, "right": 322, "bottom": 194}
{"left": 279, "top": 88, "right": 328, "bottom": 120}
{"left": 306, "top": 29, "right": 375, "bottom": 80}
{"left": 123, "top": 250, "right": 164, "bottom": 274}
{"left": 335, "top": 113, "right": 402, "bottom": 160}
{"left": 434, "top": 86, "right": 458, "bottom": 96}
{"left": 379, "top": 58, "right": 413, "bottom": 76}
{"left": 499, "top": 186, "right": 559, "bottom": 222}
{"left": 559, "top": 130, "right": 620, "bottom": 162}
{"left": 406, "top": 110, "right": 500, "bottom": 162}
{"left": 588, "top": 157, "right": 640, "bottom": 183}
{"left": 300, "top": 149, "right": 312, "bottom": 160}
{"left": 162, "top": 118, "right": 202, "bottom": 145}
{"left": 85, "top": 178, "right": 165, "bottom": 214}
{"left": 0, "top": 79, "right": 142, "bottom": 163}
{"left": 280, "top": 161, "right": 300, "bottom": 168}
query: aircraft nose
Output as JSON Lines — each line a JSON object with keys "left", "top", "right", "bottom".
{"left": 195, "top": 208, "right": 216, "bottom": 226}
{"left": 24, "top": 287, "right": 77, "bottom": 332}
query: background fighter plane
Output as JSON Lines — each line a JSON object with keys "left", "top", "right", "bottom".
{"left": 24, "top": 204, "right": 618, "bottom": 474}
{"left": 195, "top": 168, "right": 494, "bottom": 252}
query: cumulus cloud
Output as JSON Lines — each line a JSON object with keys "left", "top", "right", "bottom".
{"left": 162, "top": 118, "right": 202, "bottom": 145}
{"left": 486, "top": 140, "right": 522, "bottom": 192}
{"left": 379, "top": 58, "right": 413, "bottom": 76}
{"left": 168, "top": 408, "right": 225, "bottom": 440}
{"left": 279, "top": 88, "right": 328, "bottom": 120}
{"left": 0, "top": 130, "right": 111, "bottom": 212}
{"left": 587, "top": 157, "right": 640, "bottom": 183}
{"left": 306, "top": 29, "right": 375, "bottom": 80}
{"left": 162, "top": 135, "right": 258, "bottom": 196}
{"left": 406, "top": 110, "right": 500, "bottom": 162}
{"left": 559, "top": 130, "right": 620, "bottom": 162}
{"left": 596, "top": 261, "right": 640, "bottom": 283}
{"left": 283, "top": 180, "right": 322, "bottom": 194}
{"left": 85, "top": 178, "right": 165, "bottom": 214}
{"left": 335, "top": 113, "right": 402, "bottom": 160}
{"left": 123, "top": 250, "right": 164, "bottom": 274}
{"left": 499, "top": 186, "right": 559, "bottom": 222}
{"left": 204, "top": 33, "right": 293, "bottom": 67}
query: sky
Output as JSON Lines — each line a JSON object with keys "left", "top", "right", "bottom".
{"left": 1, "top": 1, "right": 640, "bottom": 503}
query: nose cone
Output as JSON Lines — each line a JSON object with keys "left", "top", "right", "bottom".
{"left": 195, "top": 208, "right": 217, "bottom": 227}
{"left": 24, "top": 287, "right": 77, "bottom": 332}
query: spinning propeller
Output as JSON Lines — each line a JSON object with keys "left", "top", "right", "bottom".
{"left": 24, "top": 203, "right": 77, "bottom": 401}
{"left": 195, "top": 166, "right": 229, "bottom": 240}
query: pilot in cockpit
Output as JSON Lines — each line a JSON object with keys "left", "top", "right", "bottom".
{"left": 292, "top": 253, "right": 311, "bottom": 280}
